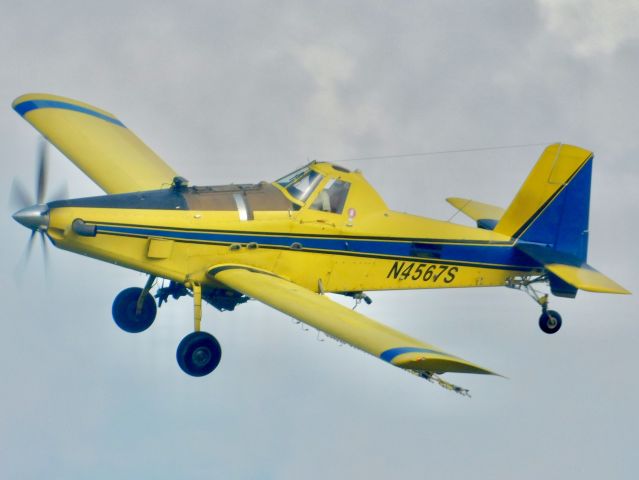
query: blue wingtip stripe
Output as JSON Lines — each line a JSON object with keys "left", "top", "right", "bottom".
{"left": 13, "top": 99, "right": 126, "bottom": 128}
{"left": 380, "top": 347, "right": 447, "bottom": 363}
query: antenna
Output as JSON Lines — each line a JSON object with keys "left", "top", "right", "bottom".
{"left": 330, "top": 141, "right": 553, "bottom": 164}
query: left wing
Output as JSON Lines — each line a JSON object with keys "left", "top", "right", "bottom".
{"left": 209, "top": 264, "right": 498, "bottom": 394}
{"left": 13, "top": 93, "right": 179, "bottom": 194}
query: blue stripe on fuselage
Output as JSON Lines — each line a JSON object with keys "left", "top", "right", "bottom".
{"left": 94, "top": 224, "right": 538, "bottom": 269}
{"left": 14, "top": 99, "right": 126, "bottom": 127}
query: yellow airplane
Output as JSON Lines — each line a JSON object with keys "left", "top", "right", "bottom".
{"left": 10, "top": 93, "right": 629, "bottom": 395}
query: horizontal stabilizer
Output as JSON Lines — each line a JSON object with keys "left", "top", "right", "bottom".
{"left": 446, "top": 197, "right": 504, "bottom": 230}
{"left": 545, "top": 264, "right": 630, "bottom": 295}
{"left": 517, "top": 243, "right": 629, "bottom": 294}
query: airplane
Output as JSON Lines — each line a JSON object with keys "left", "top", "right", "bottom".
{"left": 10, "top": 93, "right": 629, "bottom": 395}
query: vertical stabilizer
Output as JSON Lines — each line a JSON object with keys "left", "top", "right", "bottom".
{"left": 495, "top": 144, "right": 593, "bottom": 262}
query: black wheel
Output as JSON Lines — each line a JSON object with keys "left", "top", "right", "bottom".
{"left": 539, "top": 309, "right": 562, "bottom": 334}
{"left": 112, "top": 287, "right": 157, "bottom": 333}
{"left": 176, "top": 331, "right": 222, "bottom": 377}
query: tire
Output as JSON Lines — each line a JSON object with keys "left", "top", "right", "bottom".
{"left": 112, "top": 287, "right": 157, "bottom": 333}
{"left": 176, "top": 331, "right": 222, "bottom": 377}
{"left": 539, "top": 310, "right": 562, "bottom": 334}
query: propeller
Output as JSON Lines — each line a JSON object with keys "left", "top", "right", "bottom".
{"left": 10, "top": 138, "right": 67, "bottom": 271}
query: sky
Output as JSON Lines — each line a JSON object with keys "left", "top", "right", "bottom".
{"left": 1, "top": 1, "right": 638, "bottom": 478}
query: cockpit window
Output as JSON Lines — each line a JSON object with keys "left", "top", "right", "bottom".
{"left": 286, "top": 170, "right": 323, "bottom": 202}
{"left": 310, "top": 178, "right": 350, "bottom": 214}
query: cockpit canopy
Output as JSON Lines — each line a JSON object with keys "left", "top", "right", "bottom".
{"left": 275, "top": 163, "right": 351, "bottom": 214}
{"left": 48, "top": 161, "right": 386, "bottom": 222}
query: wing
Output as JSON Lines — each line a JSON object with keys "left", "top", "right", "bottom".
{"left": 209, "top": 264, "right": 498, "bottom": 393}
{"left": 446, "top": 197, "right": 505, "bottom": 230}
{"left": 13, "top": 93, "right": 179, "bottom": 194}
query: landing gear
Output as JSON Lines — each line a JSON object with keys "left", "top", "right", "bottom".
{"left": 113, "top": 276, "right": 225, "bottom": 376}
{"left": 175, "top": 281, "right": 223, "bottom": 377}
{"left": 176, "top": 331, "right": 222, "bottom": 376}
{"left": 506, "top": 275, "right": 563, "bottom": 334}
{"left": 112, "top": 286, "right": 157, "bottom": 333}
{"left": 539, "top": 309, "right": 562, "bottom": 334}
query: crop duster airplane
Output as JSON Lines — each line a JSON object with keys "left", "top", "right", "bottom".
{"left": 10, "top": 93, "right": 629, "bottom": 395}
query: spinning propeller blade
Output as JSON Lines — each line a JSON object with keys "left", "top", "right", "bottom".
{"left": 49, "top": 183, "right": 68, "bottom": 204}
{"left": 9, "top": 178, "right": 33, "bottom": 210}
{"left": 36, "top": 138, "right": 48, "bottom": 205}
{"left": 24, "top": 230, "right": 37, "bottom": 265}
{"left": 11, "top": 138, "right": 66, "bottom": 273}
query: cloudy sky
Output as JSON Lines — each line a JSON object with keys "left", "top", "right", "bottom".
{"left": 1, "top": 1, "right": 638, "bottom": 478}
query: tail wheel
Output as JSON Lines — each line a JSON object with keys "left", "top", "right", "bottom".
{"left": 177, "top": 331, "right": 222, "bottom": 377}
{"left": 539, "top": 310, "right": 562, "bottom": 334}
{"left": 112, "top": 287, "right": 157, "bottom": 333}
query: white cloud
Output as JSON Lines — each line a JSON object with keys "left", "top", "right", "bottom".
{"left": 538, "top": 0, "right": 639, "bottom": 56}
{"left": 292, "top": 43, "right": 385, "bottom": 157}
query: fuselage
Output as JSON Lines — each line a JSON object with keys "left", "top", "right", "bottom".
{"left": 43, "top": 162, "right": 539, "bottom": 305}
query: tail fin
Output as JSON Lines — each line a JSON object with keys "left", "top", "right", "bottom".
{"left": 495, "top": 143, "right": 592, "bottom": 261}
{"left": 497, "top": 144, "right": 629, "bottom": 296}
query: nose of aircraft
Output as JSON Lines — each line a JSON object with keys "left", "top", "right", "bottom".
{"left": 12, "top": 204, "right": 50, "bottom": 231}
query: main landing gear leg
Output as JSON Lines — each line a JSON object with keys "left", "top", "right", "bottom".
{"left": 193, "top": 282, "right": 202, "bottom": 332}
{"left": 176, "top": 282, "right": 222, "bottom": 377}
{"left": 136, "top": 275, "right": 156, "bottom": 315}
{"left": 507, "top": 275, "right": 562, "bottom": 334}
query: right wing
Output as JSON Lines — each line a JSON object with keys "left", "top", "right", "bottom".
{"left": 209, "top": 264, "right": 499, "bottom": 395}
{"left": 13, "top": 93, "right": 179, "bottom": 194}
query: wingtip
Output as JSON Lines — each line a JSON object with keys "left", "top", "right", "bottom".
{"left": 12, "top": 93, "right": 33, "bottom": 108}
{"left": 12, "top": 93, "right": 53, "bottom": 110}
{"left": 12, "top": 93, "right": 119, "bottom": 121}
{"left": 389, "top": 350, "right": 499, "bottom": 377}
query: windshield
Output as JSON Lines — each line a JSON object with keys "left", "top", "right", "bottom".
{"left": 275, "top": 166, "right": 311, "bottom": 188}
{"left": 286, "top": 170, "right": 323, "bottom": 202}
